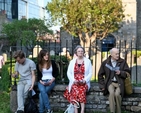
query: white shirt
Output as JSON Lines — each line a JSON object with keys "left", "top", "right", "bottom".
{"left": 42, "top": 66, "right": 53, "bottom": 80}
{"left": 67, "top": 57, "right": 92, "bottom": 92}
{"left": 111, "top": 59, "right": 117, "bottom": 67}
{"left": 111, "top": 59, "right": 117, "bottom": 81}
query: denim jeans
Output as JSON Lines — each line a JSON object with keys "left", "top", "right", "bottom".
{"left": 38, "top": 80, "right": 55, "bottom": 113}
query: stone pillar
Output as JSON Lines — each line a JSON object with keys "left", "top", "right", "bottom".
{"left": 2, "top": 53, "right": 7, "bottom": 62}
{"left": 33, "top": 45, "right": 42, "bottom": 58}
{"left": 92, "top": 53, "right": 102, "bottom": 80}
{"left": 10, "top": 90, "right": 17, "bottom": 113}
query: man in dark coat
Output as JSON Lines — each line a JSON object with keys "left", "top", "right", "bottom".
{"left": 98, "top": 48, "right": 130, "bottom": 113}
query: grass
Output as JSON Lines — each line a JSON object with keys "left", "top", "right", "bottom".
{"left": 0, "top": 91, "right": 11, "bottom": 113}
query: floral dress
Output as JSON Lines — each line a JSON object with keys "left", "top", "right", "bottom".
{"left": 64, "top": 61, "right": 88, "bottom": 103}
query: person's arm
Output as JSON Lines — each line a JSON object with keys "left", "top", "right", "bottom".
{"left": 11, "top": 71, "right": 19, "bottom": 78}
{"left": 118, "top": 61, "right": 130, "bottom": 79}
{"left": 29, "top": 70, "right": 36, "bottom": 90}
{"left": 29, "top": 61, "right": 36, "bottom": 90}
{"left": 36, "top": 64, "right": 41, "bottom": 80}
{"left": 52, "top": 60, "right": 59, "bottom": 78}
{"left": 98, "top": 62, "right": 106, "bottom": 90}
{"left": 67, "top": 60, "right": 75, "bottom": 82}
{"left": 83, "top": 59, "right": 92, "bottom": 83}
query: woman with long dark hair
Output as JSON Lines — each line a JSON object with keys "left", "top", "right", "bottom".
{"left": 37, "top": 50, "right": 59, "bottom": 113}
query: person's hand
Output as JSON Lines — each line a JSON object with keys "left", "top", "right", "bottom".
{"left": 82, "top": 80, "right": 86, "bottom": 84}
{"left": 40, "top": 80, "right": 45, "bottom": 85}
{"left": 101, "top": 88, "right": 105, "bottom": 91}
{"left": 45, "top": 81, "right": 52, "bottom": 86}
{"left": 74, "top": 80, "right": 86, "bottom": 85}
{"left": 115, "top": 70, "right": 120, "bottom": 75}
{"left": 74, "top": 80, "right": 79, "bottom": 84}
{"left": 40, "top": 80, "right": 53, "bottom": 86}
{"left": 79, "top": 80, "right": 86, "bottom": 85}
{"left": 11, "top": 74, "right": 18, "bottom": 78}
{"left": 29, "top": 85, "right": 33, "bottom": 91}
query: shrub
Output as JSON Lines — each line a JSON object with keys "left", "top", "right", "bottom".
{"left": 0, "top": 64, "right": 11, "bottom": 92}
{"left": 51, "top": 55, "right": 70, "bottom": 84}
{"left": 132, "top": 50, "right": 141, "bottom": 58}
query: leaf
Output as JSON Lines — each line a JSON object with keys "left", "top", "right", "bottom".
{"left": 47, "top": 0, "right": 125, "bottom": 40}
{"left": 1, "top": 18, "right": 53, "bottom": 48}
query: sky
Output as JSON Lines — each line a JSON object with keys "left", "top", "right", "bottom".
{"left": 38, "top": 0, "right": 61, "bottom": 32}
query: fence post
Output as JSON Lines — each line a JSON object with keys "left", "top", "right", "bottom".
{"left": 10, "top": 48, "right": 18, "bottom": 113}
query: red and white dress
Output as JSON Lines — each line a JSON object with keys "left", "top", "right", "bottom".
{"left": 64, "top": 61, "right": 88, "bottom": 103}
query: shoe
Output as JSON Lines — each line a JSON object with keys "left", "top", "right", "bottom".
{"left": 46, "top": 109, "right": 53, "bottom": 113}
{"left": 16, "top": 110, "right": 24, "bottom": 113}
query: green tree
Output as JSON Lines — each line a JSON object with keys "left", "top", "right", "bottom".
{"left": 1, "top": 18, "right": 53, "bottom": 51}
{"left": 47, "top": 0, "right": 125, "bottom": 55}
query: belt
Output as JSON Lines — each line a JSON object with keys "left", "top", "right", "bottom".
{"left": 112, "top": 81, "right": 118, "bottom": 83}
{"left": 42, "top": 79, "right": 51, "bottom": 81}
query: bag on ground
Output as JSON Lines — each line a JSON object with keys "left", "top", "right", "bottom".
{"left": 24, "top": 90, "right": 39, "bottom": 113}
{"left": 125, "top": 72, "right": 133, "bottom": 95}
{"left": 64, "top": 100, "right": 79, "bottom": 113}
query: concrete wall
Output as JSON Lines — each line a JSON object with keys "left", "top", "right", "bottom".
{"left": 10, "top": 83, "right": 141, "bottom": 113}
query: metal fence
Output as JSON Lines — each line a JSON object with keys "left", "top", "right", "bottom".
{"left": 8, "top": 39, "right": 141, "bottom": 85}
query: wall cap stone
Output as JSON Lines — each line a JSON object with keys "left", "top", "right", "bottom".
{"left": 54, "top": 83, "right": 141, "bottom": 94}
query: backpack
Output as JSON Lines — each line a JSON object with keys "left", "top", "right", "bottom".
{"left": 24, "top": 90, "right": 39, "bottom": 113}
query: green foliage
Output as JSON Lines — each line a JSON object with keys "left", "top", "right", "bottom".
{"left": 51, "top": 55, "right": 70, "bottom": 63}
{"left": 51, "top": 55, "right": 70, "bottom": 84}
{"left": 132, "top": 83, "right": 141, "bottom": 87}
{"left": 1, "top": 18, "right": 53, "bottom": 49}
{"left": 0, "top": 65, "right": 10, "bottom": 92}
{"left": 47, "top": 0, "right": 125, "bottom": 38}
{"left": 0, "top": 91, "right": 11, "bottom": 113}
{"left": 132, "top": 50, "right": 141, "bottom": 58}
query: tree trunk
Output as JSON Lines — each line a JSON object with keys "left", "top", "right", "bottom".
{"left": 78, "top": 32, "right": 97, "bottom": 58}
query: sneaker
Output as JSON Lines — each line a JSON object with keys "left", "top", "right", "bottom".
{"left": 46, "top": 109, "right": 53, "bottom": 113}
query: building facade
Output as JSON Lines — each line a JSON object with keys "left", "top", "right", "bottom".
{"left": 0, "top": 0, "right": 48, "bottom": 52}
{"left": 0, "top": 0, "right": 47, "bottom": 20}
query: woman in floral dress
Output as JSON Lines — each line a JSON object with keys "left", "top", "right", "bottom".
{"left": 64, "top": 45, "right": 92, "bottom": 113}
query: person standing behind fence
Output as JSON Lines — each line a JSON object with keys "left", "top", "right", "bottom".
{"left": 11, "top": 50, "right": 36, "bottom": 113}
{"left": 0, "top": 53, "right": 5, "bottom": 78}
{"left": 36, "top": 49, "right": 59, "bottom": 113}
{"left": 64, "top": 45, "right": 92, "bottom": 113}
{"left": 60, "top": 47, "right": 71, "bottom": 59}
{"left": 98, "top": 48, "right": 130, "bottom": 113}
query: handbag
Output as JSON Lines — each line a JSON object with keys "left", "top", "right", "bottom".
{"left": 64, "top": 100, "right": 79, "bottom": 113}
{"left": 124, "top": 72, "right": 133, "bottom": 95}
